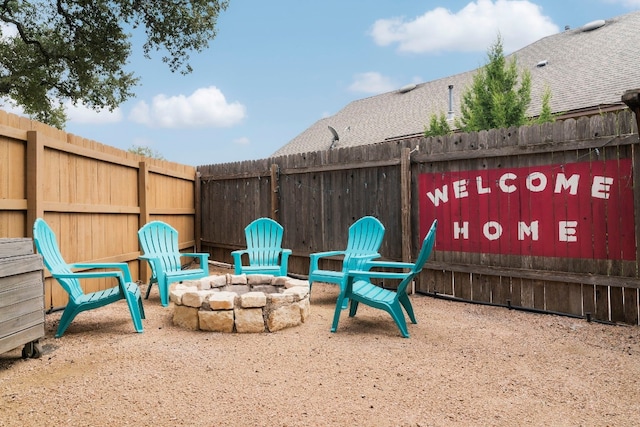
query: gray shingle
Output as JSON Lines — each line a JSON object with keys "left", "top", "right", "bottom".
{"left": 274, "top": 10, "right": 640, "bottom": 157}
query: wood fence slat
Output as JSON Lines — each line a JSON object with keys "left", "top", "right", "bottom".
{"left": 0, "top": 112, "right": 196, "bottom": 311}
{"left": 623, "top": 287, "right": 639, "bottom": 325}
{"left": 472, "top": 274, "right": 492, "bottom": 303}
{"left": 509, "top": 277, "right": 521, "bottom": 307}
{"left": 610, "top": 286, "right": 626, "bottom": 323}
{"left": 491, "top": 276, "right": 511, "bottom": 306}
{"left": 6, "top": 108, "right": 640, "bottom": 323}
{"left": 197, "top": 110, "right": 640, "bottom": 325}
{"left": 450, "top": 271, "right": 467, "bottom": 299}
{"left": 582, "top": 284, "right": 596, "bottom": 318}
{"left": 595, "top": 285, "right": 610, "bottom": 321}
{"left": 533, "top": 280, "right": 546, "bottom": 311}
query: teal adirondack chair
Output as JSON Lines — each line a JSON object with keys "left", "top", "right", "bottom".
{"left": 138, "top": 221, "right": 209, "bottom": 307}
{"left": 331, "top": 219, "right": 437, "bottom": 338}
{"left": 309, "top": 216, "right": 385, "bottom": 308}
{"left": 33, "top": 218, "right": 145, "bottom": 338}
{"left": 231, "top": 218, "right": 291, "bottom": 276}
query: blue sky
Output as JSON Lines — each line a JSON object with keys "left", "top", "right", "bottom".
{"left": 13, "top": 0, "right": 640, "bottom": 166}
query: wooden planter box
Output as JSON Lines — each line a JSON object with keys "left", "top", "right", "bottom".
{"left": 0, "top": 238, "right": 45, "bottom": 358}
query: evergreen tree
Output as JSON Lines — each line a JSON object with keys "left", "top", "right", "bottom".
{"left": 456, "top": 36, "right": 532, "bottom": 132}
{"left": 424, "top": 112, "right": 451, "bottom": 137}
{"left": 532, "top": 86, "right": 556, "bottom": 124}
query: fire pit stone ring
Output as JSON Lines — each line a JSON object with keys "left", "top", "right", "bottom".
{"left": 169, "top": 273, "right": 311, "bottom": 333}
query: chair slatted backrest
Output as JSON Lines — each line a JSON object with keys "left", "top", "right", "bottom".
{"left": 138, "top": 221, "right": 182, "bottom": 272}
{"left": 343, "top": 216, "right": 385, "bottom": 271}
{"left": 245, "top": 218, "right": 284, "bottom": 266}
{"left": 33, "top": 218, "right": 84, "bottom": 301}
{"left": 396, "top": 219, "right": 438, "bottom": 295}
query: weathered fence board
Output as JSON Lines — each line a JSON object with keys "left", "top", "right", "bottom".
{"left": 199, "top": 110, "right": 640, "bottom": 325}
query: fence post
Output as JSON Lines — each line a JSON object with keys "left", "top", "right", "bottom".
{"left": 622, "top": 88, "right": 640, "bottom": 131}
{"left": 194, "top": 171, "right": 202, "bottom": 252}
{"left": 401, "top": 147, "right": 415, "bottom": 294}
{"left": 622, "top": 89, "right": 640, "bottom": 269}
{"left": 401, "top": 147, "right": 412, "bottom": 263}
{"left": 138, "top": 161, "right": 150, "bottom": 282}
{"left": 26, "top": 131, "right": 44, "bottom": 237}
{"left": 270, "top": 163, "right": 280, "bottom": 222}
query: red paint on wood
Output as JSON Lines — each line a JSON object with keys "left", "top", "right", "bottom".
{"left": 419, "top": 159, "right": 635, "bottom": 260}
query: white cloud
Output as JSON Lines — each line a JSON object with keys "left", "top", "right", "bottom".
{"left": 0, "top": 97, "right": 121, "bottom": 124}
{"left": 66, "top": 101, "right": 123, "bottom": 124}
{"left": 605, "top": 0, "right": 640, "bottom": 6}
{"left": 348, "top": 72, "right": 397, "bottom": 94}
{"left": 129, "top": 86, "right": 246, "bottom": 128}
{"left": 129, "top": 102, "right": 150, "bottom": 125}
{"left": 370, "top": 0, "right": 559, "bottom": 54}
{"left": 234, "top": 137, "right": 250, "bottom": 145}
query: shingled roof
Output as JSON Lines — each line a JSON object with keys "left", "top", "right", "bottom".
{"left": 273, "top": 10, "right": 640, "bottom": 157}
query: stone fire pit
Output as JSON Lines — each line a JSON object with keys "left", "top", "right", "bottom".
{"left": 169, "top": 273, "right": 310, "bottom": 333}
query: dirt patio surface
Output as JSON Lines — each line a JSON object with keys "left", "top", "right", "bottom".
{"left": 1, "top": 266, "right": 640, "bottom": 426}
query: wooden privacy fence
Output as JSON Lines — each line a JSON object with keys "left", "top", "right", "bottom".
{"left": 0, "top": 111, "right": 199, "bottom": 311}
{"left": 199, "top": 110, "right": 640, "bottom": 325}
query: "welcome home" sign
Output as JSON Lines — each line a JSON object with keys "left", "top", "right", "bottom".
{"left": 418, "top": 159, "right": 635, "bottom": 260}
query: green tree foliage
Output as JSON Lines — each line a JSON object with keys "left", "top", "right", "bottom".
{"left": 0, "top": 1, "right": 230, "bottom": 127}
{"left": 456, "top": 36, "right": 532, "bottom": 132}
{"left": 128, "top": 145, "right": 165, "bottom": 160}
{"left": 532, "top": 86, "right": 556, "bottom": 124}
{"left": 424, "top": 112, "right": 451, "bottom": 137}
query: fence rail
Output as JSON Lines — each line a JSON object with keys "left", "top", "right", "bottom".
{"left": 199, "top": 110, "right": 640, "bottom": 325}
{"left": 0, "top": 111, "right": 198, "bottom": 310}
{"left": 3, "top": 107, "right": 640, "bottom": 325}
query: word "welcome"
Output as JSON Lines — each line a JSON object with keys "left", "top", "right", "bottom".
{"left": 426, "top": 172, "right": 613, "bottom": 207}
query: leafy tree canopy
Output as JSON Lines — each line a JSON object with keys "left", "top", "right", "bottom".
{"left": 0, "top": 1, "right": 230, "bottom": 128}
{"left": 128, "top": 144, "right": 164, "bottom": 160}
{"left": 456, "top": 35, "right": 532, "bottom": 132}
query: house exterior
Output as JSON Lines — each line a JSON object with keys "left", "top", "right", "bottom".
{"left": 273, "top": 10, "right": 640, "bottom": 157}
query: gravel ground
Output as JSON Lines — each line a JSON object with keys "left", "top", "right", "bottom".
{"left": 1, "top": 266, "right": 640, "bottom": 426}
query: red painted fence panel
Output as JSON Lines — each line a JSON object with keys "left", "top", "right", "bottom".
{"left": 419, "top": 159, "right": 635, "bottom": 260}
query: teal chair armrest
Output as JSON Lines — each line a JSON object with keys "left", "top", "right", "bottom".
{"left": 179, "top": 252, "right": 209, "bottom": 266}
{"left": 347, "top": 270, "right": 412, "bottom": 281}
{"left": 53, "top": 270, "right": 126, "bottom": 285}
{"left": 230, "top": 249, "right": 248, "bottom": 258}
{"left": 345, "top": 259, "right": 415, "bottom": 284}
{"left": 231, "top": 249, "right": 248, "bottom": 274}
{"left": 280, "top": 249, "right": 292, "bottom": 277}
{"left": 138, "top": 255, "right": 165, "bottom": 276}
{"left": 68, "top": 262, "right": 133, "bottom": 282}
{"left": 309, "top": 250, "right": 346, "bottom": 272}
{"left": 358, "top": 260, "right": 416, "bottom": 270}
{"left": 310, "top": 250, "right": 346, "bottom": 260}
